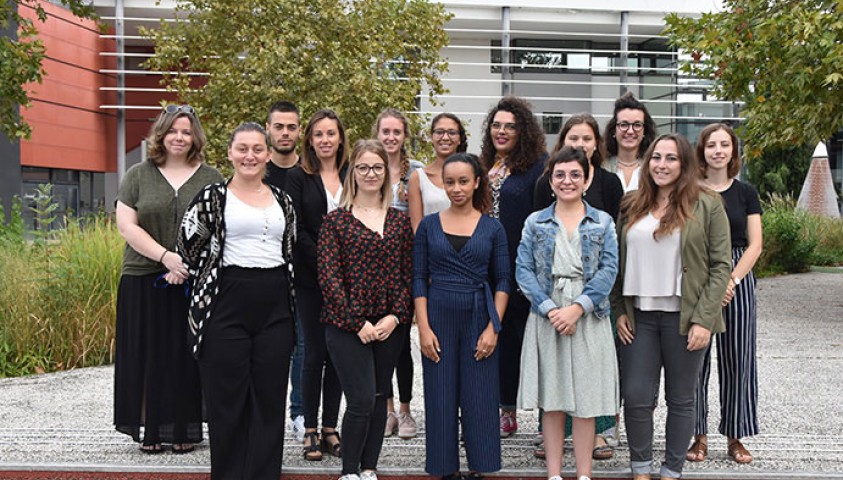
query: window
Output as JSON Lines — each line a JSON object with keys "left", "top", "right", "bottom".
{"left": 542, "top": 113, "right": 564, "bottom": 135}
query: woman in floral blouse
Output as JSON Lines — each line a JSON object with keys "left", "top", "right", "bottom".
{"left": 318, "top": 139, "right": 414, "bottom": 480}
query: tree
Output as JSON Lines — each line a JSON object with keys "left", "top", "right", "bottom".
{"left": 746, "top": 144, "right": 813, "bottom": 200}
{"left": 664, "top": 0, "right": 843, "bottom": 158}
{"left": 143, "top": 0, "right": 452, "bottom": 166}
{"left": 1, "top": 1, "right": 97, "bottom": 140}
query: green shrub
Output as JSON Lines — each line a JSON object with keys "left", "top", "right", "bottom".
{"left": 807, "top": 213, "right": 843, "bottom": 267}
{"left": 0, "top": 191, "right": 122, "bottom": 377}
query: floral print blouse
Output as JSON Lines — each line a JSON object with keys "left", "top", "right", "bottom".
{"left": 317, "top": 207, "right": 414, "bottom": 332}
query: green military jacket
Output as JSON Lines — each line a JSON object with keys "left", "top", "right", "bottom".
{"left": 610, "top": 192, "right": 731, "bottom": 335}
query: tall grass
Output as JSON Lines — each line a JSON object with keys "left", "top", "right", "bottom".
{"left": 0, "top": 196, "right": 122, "bottom": 377}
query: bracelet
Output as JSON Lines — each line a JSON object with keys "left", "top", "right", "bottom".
{"left": 158, "top": 250, "right": 169, "bottom": 263}
{"left": 392, "top": 315, "right": 400, "bottom": 326}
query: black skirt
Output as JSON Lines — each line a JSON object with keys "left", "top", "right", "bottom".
{"left": 113, "top": 273, "right": 203, "bottom": 444}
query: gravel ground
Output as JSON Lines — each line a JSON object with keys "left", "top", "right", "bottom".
{"left": 0, "top": 271, "right": 841, "bottom": 478}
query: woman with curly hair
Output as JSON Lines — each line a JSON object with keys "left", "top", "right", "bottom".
{"left": 602, "top": 92, "right": 658, "bottom": 193}
{"left": 478, "top": 96, "right": 547, "bottom": 437}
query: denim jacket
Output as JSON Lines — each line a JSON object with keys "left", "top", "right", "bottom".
{"left": 515, "top": 201, "right": 618, "bottom": 319}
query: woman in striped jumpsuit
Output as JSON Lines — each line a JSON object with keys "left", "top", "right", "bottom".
{"left": 688, "top": 123, "right": 763, "bottom": 464}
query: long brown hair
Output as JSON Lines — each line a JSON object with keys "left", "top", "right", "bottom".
{"left": 620, "top": 133, "right": 702, "bottom": 238}
{"left": 696, "top": 123, "right": 741, "bottom": 179}
{"left": 373, "top": 108, "right": 411, "bottom": 197}
{"left": 550, "top": 113, "right": 607, "bottom": 168}
{"left": 478, "top": 96, "right": 546, "bottom": 174}
{"left": 301, "top": 109, "right": 349, "bottom": 175}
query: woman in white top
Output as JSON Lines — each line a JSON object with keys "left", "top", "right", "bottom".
{"left": 373, "top": 109, "right": 425, "bottom": 438}
{"left": 407, "top": 113, "right": 466, "bottom": 231}
{"left": 602, "top": 92, "right": 658, "bottom": 193}
{"left": 178, "top": 122, "right": 296, "bottom": 480}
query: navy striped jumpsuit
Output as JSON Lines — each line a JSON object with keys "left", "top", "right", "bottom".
{"left": 413, "top": 213, "right": 510, "bottom": 476}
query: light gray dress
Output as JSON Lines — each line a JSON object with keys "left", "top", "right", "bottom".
{"left": 518, "top": 226, "right": 619, "bottom": 417}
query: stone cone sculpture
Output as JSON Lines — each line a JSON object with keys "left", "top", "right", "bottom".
{"left": 796, "top": 142, "right": 840, "bottom": 218}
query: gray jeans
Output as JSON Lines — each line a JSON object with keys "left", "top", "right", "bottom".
{"left": 620, "top": 309, "right": 706, "bottom": 478}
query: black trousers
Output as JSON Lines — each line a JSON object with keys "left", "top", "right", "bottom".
{"left": 386, "top": 321, "right": 414, "bottom": 403}
{"left": 326, "top": 323, "right": 406, "bottom": 474}
{"left": 198, "top": 266, "right": 294, "bottom": 480}
{"left": 297, "top": 285, "right": 342, "bottom": 429}
{"left": 497, "top": 291, "right": 530, "bottom": 409}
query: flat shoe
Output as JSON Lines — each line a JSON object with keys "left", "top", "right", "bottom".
{"left": 140, "top": 443, "right": 163, "bottom": 454}
{"left": 171, "top": 443, "right": 194, "bottom": 454}
{"left": 728, "top": 440, "right": 753, "bottom": 464}
{"left": 686, "top": 437, "right": 708, "bottom": 462}
{"left": 592, "top": 435, "right": 614, "bottom": 460}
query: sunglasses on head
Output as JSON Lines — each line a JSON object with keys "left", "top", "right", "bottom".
{"left": 164, "top": 105, "right": 195, "bottom": 115}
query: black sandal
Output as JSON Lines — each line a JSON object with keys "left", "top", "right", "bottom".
{"left": 303, "top": 432, "right": 323, "bottom": 461}
{"left": 321, "top": 430, "right": 342, "bottom": 458}
{"left": 172, "top": 443, "right": 195, "bottom": 454}
{"left": 140, "top": 443, "right": 163, "bottom": 454}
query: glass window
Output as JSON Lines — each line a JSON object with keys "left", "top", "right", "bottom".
{"left": 542, "top": 113, "right": 564, "bottom": 135}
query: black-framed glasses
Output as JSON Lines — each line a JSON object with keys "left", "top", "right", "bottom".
{"left": 164, "top": 105, "right": 195, "bottom": 115}
{"left": 616, "top": 121, "right": 644, "bottom": 132}
{"left": 491, "top": 122, "right": 517, "bottom": 133}
{"left": 432, "top": 129, "right": 460, "bottom": 138}
{"left": 354, "top": 164, "right": 386, "bottom": 176}
{"left": 552, "top": 171, "right": 584, "bottom": 182}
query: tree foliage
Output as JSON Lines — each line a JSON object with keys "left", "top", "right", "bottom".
{"left": 664, "top": 0, "right": 843, "bottom": 158}
{"left": 143, "top": 0, "right": 452, "bottom": 166}
{"left": 746, "top": 144, "right": 813, "bottom": 200}
{"left": 1, "top": 1, "right": 97, "bottom": 141}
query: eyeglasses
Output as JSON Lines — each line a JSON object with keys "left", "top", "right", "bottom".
{"left": 432, "top": 129, "right": 460, "bottom": 139}
{"left": 491, "top": 122, "right": 517, "bottom": 133}
{"left": 617, "top": 121, "right": 645, "bottom": 132}
{"left": 354, "top": 164, "right": 386, "bottom": 176}
{"left": 552, "top": 171, "right": 584, "bottom": 182}
{"left": 164, "top": 105, "right": 195, "bottom": 115}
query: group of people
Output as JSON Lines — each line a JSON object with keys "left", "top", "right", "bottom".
{"left": 112, "top": 92, "right": 763, "bottom": 480}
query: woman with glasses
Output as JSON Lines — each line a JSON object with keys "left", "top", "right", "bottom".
{"left": 319, "top": 139, "right": 414, "bottom": 480}
{"left": 602, "top": 92, "right": 659, "bottom": 193}
{"left": 415, "top": 153, "right": 510, "bottom": 480}
{"left": 373, "top": 109, "right": 424, "bottom": 439}
{"left": 407, "top": 113, "right": 466, "bottom": 232}
{"left": 478, "top": 96, "right": 547, "bottom": 437}
{"left": 688, "top": 124, "right": 762, "bottom": 465}
{"left": 286, "top": 109, "right": 349, "bottom": 461}
{"left": 611, "top": 133, "right": 731, "bottom": 480}
{"left": 178, "top": 122, "right": 296, "bottom": 480}
{"left": 114, "top": 105, "right": 222, "bottom": 454}
{"left": 517, "top": 146, "right": 619, "bottom": 480}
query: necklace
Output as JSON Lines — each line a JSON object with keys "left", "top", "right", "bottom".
{"left": 617, "top": 159, "right": 639, "bottom": 168}
{"left": 354, "top": 204, "right": 382, "bottom": 214}
{"left": 704, "top": 178, "right": 732, "bottom": 191}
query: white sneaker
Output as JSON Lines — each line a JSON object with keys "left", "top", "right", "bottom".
{"left": 338, "top": 475, "right": 360, "bottom": 480}
{"left": 360, "top": 471, "right": 378, "bottom": 480}
{"left": 384, "top": 411, "right": 398, "bottom": 437}
{"left": 290, "top": 415, "right": 305, "bottom": 442}
{"left": 548, "top": 476, "right": 563, "bottom": 480}
{"left": 578, "top": 476, "right": 591, "bottom": 480}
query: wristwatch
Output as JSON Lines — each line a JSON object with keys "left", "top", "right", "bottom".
{"left": 732, "top": 275, "right": 742, "bottom": 285}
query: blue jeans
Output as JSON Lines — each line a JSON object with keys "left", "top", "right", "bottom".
{"left": 289, "top": 312, "right": 304, "bottom": 419}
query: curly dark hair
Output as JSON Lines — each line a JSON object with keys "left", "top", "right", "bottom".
{"left": 603, "top": 91, "right": 658, "bottom": 158}
{"left": 479, "top": 96, "right": 546, "bottom": 174}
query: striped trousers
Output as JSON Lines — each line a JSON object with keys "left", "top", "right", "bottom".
{"left": 693, "top": 247, "right": 760, "bottom": 439}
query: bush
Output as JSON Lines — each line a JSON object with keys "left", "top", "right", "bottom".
{"left": 0, "top": 193, "right": 122, "bottom": 377}
{"left": 755, "top": 193, "right": 843, "bottom": 276}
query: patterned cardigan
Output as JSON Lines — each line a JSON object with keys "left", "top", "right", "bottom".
{"left": 177, "top": 181, "right": 297, "bottom": 358}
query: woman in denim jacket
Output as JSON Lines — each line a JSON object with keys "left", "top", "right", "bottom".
{"left": 515, "top": 146, "right": 619, "bottom": 480}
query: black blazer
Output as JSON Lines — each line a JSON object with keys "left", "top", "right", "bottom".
{"left": 286, "top": 165, "right": 348, "bottom": 288}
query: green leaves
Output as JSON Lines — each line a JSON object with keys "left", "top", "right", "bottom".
{"left": 665, "top": 0, "right": 843, "bottom": 158}
{"left": 144, "top": 0, "right": 451, "bottom": 166}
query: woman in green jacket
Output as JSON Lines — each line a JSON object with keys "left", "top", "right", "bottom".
{"left": 610, "top": 133, "right": 731, "bottom": 480}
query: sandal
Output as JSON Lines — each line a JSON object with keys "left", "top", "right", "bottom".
{"left": 533, "top": 444, "right": 545, "bottom": 460}
{"left": 171, "top": 443, "right": 195, "bottom": 454}
{"left": 303, "top": 431, "right": 323, "bottom": 461}
{"left": 728, "top": 440, "right": 753, "bottom": 464}
{"left": 686, "top": 436, "right": 708, "bottom": 462}
{"left": 321, "top": 430, "right": 342, "bottom": 458}
{"left": 139, "top": 443, "right": 163, "bottom": 454}
{"left": 592, "top": 435, "right": 614, "bottom": 460}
